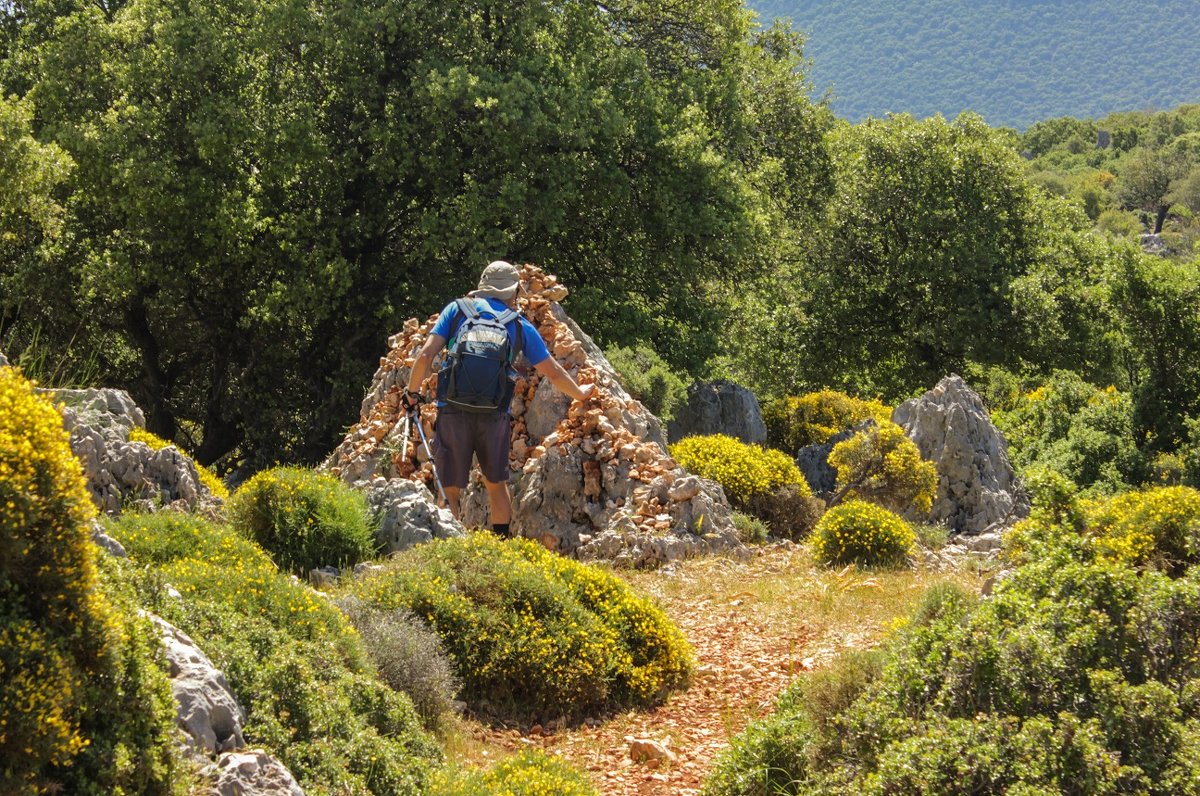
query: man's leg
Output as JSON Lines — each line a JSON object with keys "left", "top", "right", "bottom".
{"left": 483, "top": 478, "right": 511, "bottom": 525}
{"left": 477, "top": 412, "right": 514, "bottom": 537}
{"left": 443, "top": 486, "right": 461, "bottom": 519}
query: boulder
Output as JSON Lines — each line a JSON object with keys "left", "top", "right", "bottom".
{"left": 794, "top": 427, "right": 856, "bottom": 497}
{"left": 667, "top": 381, "right": 767, "bottom": 445}
{"left": 148, "top": 614, "right": 246, "bottom": 756}
{"left": 204, "top": 751, "right": 305, "bottom": 796}
{"left": 892, "top": 375, "right": 1030, "bottom": 534}
{"left": 1141, "top": 233, "right": 1167, "bottom": 256}
{"left": 48, "top": 387, "right": 220, "bottom": 515}
{"left": 362, "top": 476, "right": 464, "bottom": 554}
{"left": 324, "top": 265, "right": 742, "bottom": 566}
{"left": 0, "top": 350, "right": 8, "bottom": 367}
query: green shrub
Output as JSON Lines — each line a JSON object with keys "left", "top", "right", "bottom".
{"left": 129, "top": 427, "right": 229, "bottom": 501}
{"left": 670, "top": 433, "right": 811, "bottom": 506}
{"left": 228, "top": 466, "right": 376, "bottom": 575}
{"left": 745, "top": 486, "right": 825, "bottom": 540}
{"left": 604, "top": 343, "right": 688, "bottom": 421}
{"left": 827, "top": 420, "right": 937, "bottom": 515}
{"left": 707, "top": 484, "right": 1200, "bottom": 795}
{"left": 108, "top": 512, "right": 440, "bottom": 793}
{"left": 809, "top": 500, "right": 915, "bottom": 568}
{"left": 345, "top": 532, "right": 693, "bottom": 723}
{"left": 731, "top": 511, "right": 770, "bottom": 545}
{"left": 430, "top": 749, "right": 597, "bottom": 796}
{"left": 336, "top": 597, "right": 460, "bottom": 729}
{"left": 763, "top": 390, "right": 892, "bottom": 453}
{"left": 0, "top": 366, "right": 185, "bottom": 794}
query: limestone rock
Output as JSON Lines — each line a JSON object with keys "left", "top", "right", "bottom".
{"left": 324, "top": 265, "right": 742, "bottom": 566}
{"left": 0, "top": 350, "right": 8, "bottom": 367}
{"left": 149, "top": 614, "right": 246, "bottom": 756}
{"left": 204, "top": 751, "right": 305, "bottom": 796}
{"left": 794, "top": 427, "right": 856, "bottom": 497}
{"left": 364, "top": 477, "right": 464, "bottom": 554}
{"left": 49, "top": 387, "right": 220, "bottom": 515}
{"left": 667, "top": 381, "right": 767, "bottom": 445}
{"left": 90, "top": 518, "right": 128, "bottom": 558}
{"left": 893, "top": 375, "right": 1030, "bottom": 534}
{"left": 628, "top": 737, "right": 676, "bottom": 764}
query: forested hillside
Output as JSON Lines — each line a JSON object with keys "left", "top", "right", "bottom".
{"left": 748, "top": 0, "right": 1200, "bottom": 129}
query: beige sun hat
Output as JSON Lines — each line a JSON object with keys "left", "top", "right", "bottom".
{"left": 467, "top": 260, "right": 521, "bottom": 301}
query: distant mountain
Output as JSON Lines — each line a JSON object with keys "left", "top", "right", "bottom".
{"left": 747, "top": 0, "right": 1200, "bottom": 130}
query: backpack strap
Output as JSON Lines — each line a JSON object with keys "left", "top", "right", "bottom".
{"left": 447, "top": 299, "right": 525, "bottom": 360}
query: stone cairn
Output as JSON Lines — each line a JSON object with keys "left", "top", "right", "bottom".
{"left": 325, "top": 265, "right": 743, "bottom": 566}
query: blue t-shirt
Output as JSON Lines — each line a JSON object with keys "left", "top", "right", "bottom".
{"left": 430, "top": 297, "right": 550, "bottom": 409}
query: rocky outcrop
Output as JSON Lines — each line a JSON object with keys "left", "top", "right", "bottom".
{"left": 204, "top": 751, "right": 305, "bottom": 796}
{"left": 363, "top": 477, "right": 464, "bottom": 554}
{"left": 149, "top": 614, "right": 246, "bottom": 756}
{"left": 50, "top": 388, "right": 218, "bottom": 514}
{"left": 325, "top": 265, "right": 743, "bottom": 566}
{"left": 667, "top": 381, "right": 768, "bottom": 445}
{"left": 794, "top": 427, "right": 856, "bottom": 497}
{"left": 0, "top": 350, "right": 8, "bottom": 367}
{"left": 892, "top": 375, "right": 1030, "bottom": 534}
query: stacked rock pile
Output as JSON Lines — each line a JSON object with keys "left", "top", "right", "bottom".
{"left": 325, "top": 265, "right": 743, "bottom": 566}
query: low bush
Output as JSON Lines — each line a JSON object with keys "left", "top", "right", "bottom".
{"left": 108, "top": 512, "right": 440, "bottom": 794}
{"left": 345, "top": 533, "right": 693, "bottom": 723}
{"left": 731, "top": 511, "right": 770, "bottom": 545}
{"left": 763, "top": 390, "right": 892, "bottom": 453}
{"left": 605, "top": 343, "right": 688, "bottom": 421}
{"left": 706, "top": 482, "right": 1200, "bottom": 795}
{"left": 1087, "top": 486, "right": 1200, "bottom": 573}
{"left": 745, "top": 486, "right": 824, "bottom": 540}
{"left": 809, "top": 500, "right": 914, "bottom": 568}
{"left": 336, "top": 596, "right": 460, "bottom": 729}
{"left": 670, "top": 434, "right": 811, "bottom": 506}
{"left": 128, "top": 427, "right": 229, "bottom": 500}
{"left": 429, "top": 750, "right": 597, "bottom": 796}
{"left": 228, "top": 466, "right": 376, "bottom": 575}
{"left": 0, "top": 366, "right": 185, "bottom": 794}
{"left": 827, "top": 420, "right": 937, "bottom": 515}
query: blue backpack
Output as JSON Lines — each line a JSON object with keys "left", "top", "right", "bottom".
{"left": 438, "top": 298, "right": 524, "bottom": 412}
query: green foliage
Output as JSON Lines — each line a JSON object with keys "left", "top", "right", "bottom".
{"left": 670, "top": 433, "right": 811, "bottom": 506}
{"left": 991, "top": 371, "right": 1146, "bottom": 494}
{"left": 429, "top": 750, "right": 597, "bottom": 796}
{"left": 0, "top": 367, "right": 185, "bottom": 794}
{"left": 752, "top": 2, "right": 1200, "bottom": 130}
{"left": 345, "top": 533, "right": 693, "bottom": 724}
{"left": 1097, "top": 208, "right": 1145, "bottom": 238}
{"left": 335, "top": 597, "right": 460, "bottom": 730}
{"left": 827, "top": 420, "right": 937, "bottom": 515}
{"left": 809, "top": 500, "right": 914, "bottom": 569}
{"left": 108, "top": 512, "right": 440, "bottom": 794}
{"left": 228, "top": 467, "right": 376, "bottom": 575}
{"left": 708, "top": 481, "right": 1200, "bottom": 795}
{"left": 129, "top": 427, "right": 229, "bottom": 500}
{"left": 746, "top": 485, "right": 825, "bottom": 541}
{"left": 604, "top": 343, "right": 688, "bottom": 421}
{"left": 762, "top": 389, "right": 892, "bottom": 453}
{"left": 731, "top": 511, "right": 770, "bottom": 545}
{"left": 1087, "top": 486, "right": 1200, "bottom": 573}
{"left": 1, "top": 0, "right": 833, "bottom": 467}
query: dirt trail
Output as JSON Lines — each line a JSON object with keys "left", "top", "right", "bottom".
{"left": 475, "top": 550, "right": 830, "bottom": 795}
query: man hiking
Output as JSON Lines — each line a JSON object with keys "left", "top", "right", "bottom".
{"left": 404, "top": 260, "right": 593, "bottom": 537}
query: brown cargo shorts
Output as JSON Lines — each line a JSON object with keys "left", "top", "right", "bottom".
{"left": 433, "top": 408, "right": 512, "bottom": 488}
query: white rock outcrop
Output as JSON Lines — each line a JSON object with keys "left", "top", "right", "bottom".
{"left": 363, "top": 476, "right": 464, "bottom": 553}
{"left": 204, "top": 751, "right": 305, "bottom": 796}
{"left": 892, "top": 375, "right": 1030, "bottom": 534}
{"left": 50, "top": 388, "right": 219, "bottom": 514}
{"left": 325, "top": 265, "right": 743, "bottom": 566}
{"left": 149, "top": 614, "right": 246, "bottom": 756}
{"left": 667, "top": 380, "right": 768, "bottom": 445}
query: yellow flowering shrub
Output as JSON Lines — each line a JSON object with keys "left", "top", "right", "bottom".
{"left": 828, "top": 420, "right": 937, "bottom": 515}
{"left": 228, "top": 466, "right": 376, "bottom": 575}
{"left": 347, "top": 532, "right": 694, "bottom": 723}
{"left": 810, "top": 500, "right": 915, "bottom": 568}
{"left": 0, "top": 367, "right": 182, "bottom": 792}
{"left": 429, "top": 750, "right": 597, "bottom": 796}
{"left": 108, "top": 512, "right": 440, "bottom": 791}
{"left": 1087, "top": 486, "right": 1200, "bottom": 572}
{"left": 670, "top": 433, "right": 811, "bottom": 506}
{"left": 128, "top": 427, "right": 230, "bottom": 500}
{"left": 764, "top": 390, "right": 892, "bottom": 452}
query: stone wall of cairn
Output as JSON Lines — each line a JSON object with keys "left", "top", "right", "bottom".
{"left": 325, "top": 265, "right": 743, "bottom": 566}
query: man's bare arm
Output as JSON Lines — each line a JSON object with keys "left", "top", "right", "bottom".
{"left": 406, "top": 333, "right": 446, "bottom": 398}
{"left": 534, "top": 355, "right": 594, "bottom": 402}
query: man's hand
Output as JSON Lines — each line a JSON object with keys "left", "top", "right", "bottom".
{"left": 575, "top": 383, "right": 596, "bottom": 402}
{"left": 402, "top": 390, "right": 422, "bottom": 412}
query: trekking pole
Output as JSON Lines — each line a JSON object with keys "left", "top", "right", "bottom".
{"left": 398, "top": 411, "right": 411, "bottom": 466}
{"left": 409, "top": 405, "right": 448, "bottom": 505}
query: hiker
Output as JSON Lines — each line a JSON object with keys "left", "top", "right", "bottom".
{"left": 403, "top": 260, "right": 594, "bottom": 537}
